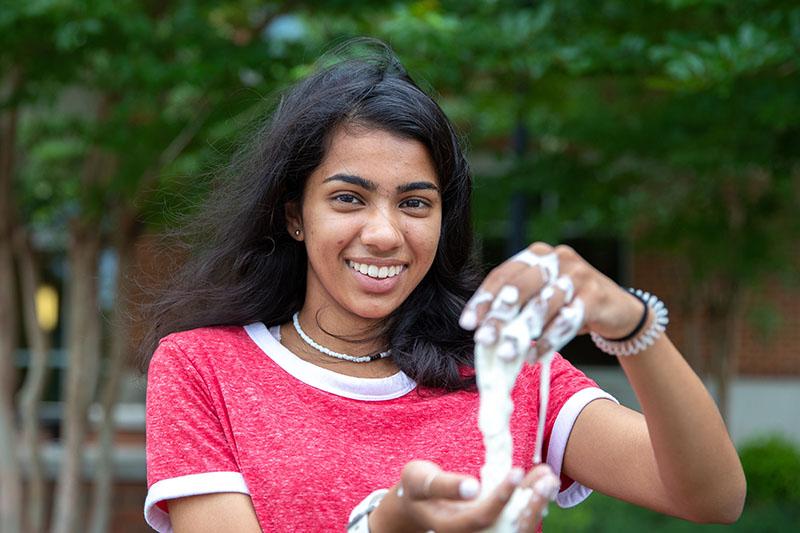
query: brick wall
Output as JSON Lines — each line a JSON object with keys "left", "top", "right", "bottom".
{"left": 23, "top": 479, "right": 149, "bottom": 532}
{"left": 633, "top": 252, "right": 800, "bottom": 377}
{"left": 129, "top": 233, "right": 800, "bottom": 378}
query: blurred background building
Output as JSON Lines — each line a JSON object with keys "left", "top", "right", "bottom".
{"left": 1, "top": 1, "right": 798, "bottom": 531}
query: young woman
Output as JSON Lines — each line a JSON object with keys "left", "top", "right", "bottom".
{"left": 142, "top": 42, "right": 745, "bottom": 532}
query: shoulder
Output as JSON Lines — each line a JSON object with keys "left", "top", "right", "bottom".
{"left": 155, "top": 325, "right": 255, "bottom": 369}
{"left": 518, "top": 352, "right": 593, "bottom": 380}
{"left": 160, "top": 324, "right": 247, "bottom": 349}
{"left": 515, "top": 352, "right": 574, "bottom": 383}
{"left": 514, "top": 353, "right": 598, "bottom": 397}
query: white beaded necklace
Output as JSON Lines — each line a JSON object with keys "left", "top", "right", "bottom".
{"left": 291, "top": 312, "right": 391, "bottom": 363}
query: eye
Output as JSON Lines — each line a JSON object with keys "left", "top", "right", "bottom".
{"left": 400, "top": 198, "right": 430, "bottom": 209}
{"left": 333, "top": 193, "right": 362, "bottom": 205}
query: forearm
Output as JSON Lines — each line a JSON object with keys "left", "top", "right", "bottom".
{"left": 618, "top": 333, "right": 746, "bottom": 522}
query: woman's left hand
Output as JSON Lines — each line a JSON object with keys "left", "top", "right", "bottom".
{"left": 459, "top": 242, "right": 644, "bottom": 361}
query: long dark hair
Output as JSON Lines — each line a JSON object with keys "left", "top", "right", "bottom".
{"left": 139, "top": 39, "right": 481, "bottom": 390}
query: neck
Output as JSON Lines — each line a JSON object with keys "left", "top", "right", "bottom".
{"left": 279, "top": 320, "right": 399, "bottom": 378}
{"left": 295, "top": 307, "right": 387, "bottom": 357}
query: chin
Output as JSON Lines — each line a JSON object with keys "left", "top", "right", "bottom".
{"left": 348, "top": 300, "right": 402, "bottom": 320}
{"left": 353, "top": 307, "right": 394, "bottom": 320}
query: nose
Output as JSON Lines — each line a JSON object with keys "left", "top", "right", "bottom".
{"left": 360, "top": 207, "right": 403, "bottom": 253}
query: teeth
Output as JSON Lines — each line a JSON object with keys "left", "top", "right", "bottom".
{"left": 348, "top": 261, "right": 404, "bottom": 280}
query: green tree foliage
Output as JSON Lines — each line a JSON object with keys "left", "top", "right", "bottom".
{"left": 302, "top": 0, "right": 799, "bottom": 418}
{"left": 2, "top": 1, "right": 798, "bottom": 529}
{"left": 7, "top": 1, "right": 292, "bottom": 231}
{"left": 7, "top": 0, "right": 798, "bottom": 295}
{"left": 3, "top": 0, "right": 798, "bottom": 420}
{"left": 547, "top": 435, "right": 800, "bottom": 530}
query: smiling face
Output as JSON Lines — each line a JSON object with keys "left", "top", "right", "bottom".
{"left": 286, "top": 126, "right": 442, "bottom": 335}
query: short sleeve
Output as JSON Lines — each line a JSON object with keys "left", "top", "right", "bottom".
{"left": 540, "top": 354, "right": 618, "bottom": 508}
{"left": 144, "top": 339, "right": 249, "bottom": 533}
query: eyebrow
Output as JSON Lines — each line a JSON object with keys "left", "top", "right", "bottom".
{"left": 322, "top": 173, "right": 440, "bottom": 194}
{"left": 397, "top": 181, "right": 439, "bottom": 194}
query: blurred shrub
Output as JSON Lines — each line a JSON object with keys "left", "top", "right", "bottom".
{"left": 547, "top": 434, "right": 800, "bottom": 531}
{"left": 739, "top": 434, "right": 800, "bottom": 507}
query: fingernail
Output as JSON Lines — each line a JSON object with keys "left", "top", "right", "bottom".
{"left": 533, "top": 475, "right": 560, "bottom": 501}
{"left": 522, "top": 488, "right": 541, "bottom": 518}
{"left": 475, "top": 325, "right": 497, "bottom": 345}
{"left": 458, "top": 478, "right": 480, "bottom": 499}
{"left": 497, "top": 340, "right": 517, "bottom": 360}
{"left": 497, "top": 285, "right": 519, "bottom": 304}
{"left": 509, "top": 467, "right": 524, "bottom": 485}
{"left": 459, "top": 309, "right": 478, "bottom": 330}
{"left": 541, "top": 285, "right": 555, "bottom": 300}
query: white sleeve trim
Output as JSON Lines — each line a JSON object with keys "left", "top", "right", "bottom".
{"left": 144, "top": 471, "right": 250, "bottom": 532}
{"left": 347, "top": 489, "right": 389, "bottom": 532}
{"left": 545, "top": 386, "right": 618, "bottom": 508}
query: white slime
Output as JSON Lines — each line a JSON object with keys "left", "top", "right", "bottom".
{"left": 475, "top": 286, "right": 584, "bottom": 532}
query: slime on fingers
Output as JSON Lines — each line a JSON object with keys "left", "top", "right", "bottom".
{"left": 472, "top": 251, "right": 583, "bottom": 532}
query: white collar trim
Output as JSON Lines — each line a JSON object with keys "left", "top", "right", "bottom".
{"left": 244, "top": 322, "right": 417, "bottom": 401}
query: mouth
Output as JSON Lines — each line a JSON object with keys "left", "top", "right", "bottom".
{"left": 347, "top": 260, "right": 406, "bottom": 280}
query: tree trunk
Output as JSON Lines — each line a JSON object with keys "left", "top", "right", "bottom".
{"left": 0, "top": 238, "right": 22, "bottom": 533}
{"left": 0, "top": 229, "right": 22, "bottom": 533}
{"left": 84, "top": 101, "right": 208, "bottom": 530}
{"left": 706, "top": 277, "right": 746, "bottom": 424}
{"left": 88, "top": 214, "right": 139, "bottom": 533}
{"left": 0, "top": 79, "right": 22, "bottom": 533}
{"left": 14, "top": 229, "right": 51, "bottom": 533}
{"left": 680, "top": 278, "right": 707, "bottom": 375}
{"left": 50, "top": 223, "right": 101, "bottom": 533}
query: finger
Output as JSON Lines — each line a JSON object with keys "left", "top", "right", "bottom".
{"left": 493, "top": 266, "right": 580, "bottom": 362}
{"left": 474, "top": 284, "right": 521, "bottom": 348}
{"left": 401, "top": 461, "right": 481, "bottom": 502}
{"left": 474, "top": 245, "right": 566, "bottom": 350}
{"left": 516, "top": 490, "right": 550, "bottom": 533}
{"left": 485, "top": 244, "right": 557, "bottom": 323}
{"left": 499, "top": 252, "right": 572, "bottom": 326}
{"left": 446, "top": 468, "right": 524, "bottom": 531}
{"left": 458, "top": 288, "right": 493, "bottom": 330}
{"left": 493, "top": 283, "right": 559, "bottom": 361}
{"left": 516, "top": 465, "right": 561, "bottom": 532}
{"left": 510, "top": 243, "right": 559, "bottom": 285}
{"left": 522, "top": 464, "right": 560, "bottom": 498}
{"left": 431, "top": 472, "right": 481, "bottom": 501}
{"left": 529, "top": 297, "right": 585, "bottom": 362}
{"left": 459, "top": 242, "right": 556, "bottom": 332}
{"left": 460, "top": 264, "right": 528, "bottom": 333}
{"left": 424, "top": 470, "right": 482, "bottom": 501}
{"left": 401, "top": 460, "right": 440, "bottom": 501}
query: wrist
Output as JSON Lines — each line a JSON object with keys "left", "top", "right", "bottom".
{"left": 591, "top": 288, "right": 669, "bottom": 357}
{"left": 607, "top": 290, "right": 649, "bottom": 341}
{"left": 367, "top": 487, "right": 420, "bottom": 533}
{"left": 348, "top": 489, "right": 389, "bottom": 533}
{"left": 366, "top": 495, "right": 390, "bottom": 533}
{"left": 593, "top": 287, "right": 645, "bottom": 339}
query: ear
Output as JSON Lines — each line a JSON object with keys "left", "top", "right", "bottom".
{"left": 284, "top": 201, "right": 303, "bottom": 240}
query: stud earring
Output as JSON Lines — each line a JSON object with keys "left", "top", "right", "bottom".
{"left": 294, "top": 229, "right": 301, "bottom": 237}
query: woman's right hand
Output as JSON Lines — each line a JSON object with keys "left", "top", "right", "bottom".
{"left": 368, "top": 460, "right": 559, "bottom": 533}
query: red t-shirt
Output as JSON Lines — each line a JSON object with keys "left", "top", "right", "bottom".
{"left": 144, "top": 323, "right": 616, "bottom": 532}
